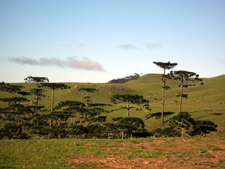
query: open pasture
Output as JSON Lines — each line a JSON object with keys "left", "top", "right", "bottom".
{"left": 1, "top": 138, "right": 225, "bottom": 168}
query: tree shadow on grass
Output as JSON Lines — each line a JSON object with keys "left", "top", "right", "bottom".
{"left": 211, "top": 113, "right": 222, "bottom": 115}
{"left": 195, "top": 112, "right": 222, "bottom": 120}
{"left": 109, "top": 106, "right": 135, "bottom": 113}
{"left": 90, "top": 103, "right": 112, "bottom": 107}
{"left": 145, "top": 112, "right": 174, "bottom": 120}
{"left": 195, "top": 115, "right": 207, "bottom": 120}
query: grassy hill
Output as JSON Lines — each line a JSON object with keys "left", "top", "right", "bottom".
{"left": 1, "top": 74, "right": 224, "bottom": 168}
{"left": 124, "top": 74, "right": 225, "bottom": 130}
{"left": 0, "top": 74, "right": 225, "bottom": 131}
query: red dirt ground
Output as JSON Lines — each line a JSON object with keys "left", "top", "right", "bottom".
{"left": 66, "top": 139, "right": 225, "bottom": 168}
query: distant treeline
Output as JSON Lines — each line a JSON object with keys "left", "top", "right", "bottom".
{"left": 108, "top": 73, "right": 140, "bottom": 83}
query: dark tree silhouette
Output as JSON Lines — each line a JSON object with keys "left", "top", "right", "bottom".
{"left": 0, "top": 82, "right": 23, "bottom": 97}
{"left": 78, "top": 87, "right": 97, "bottom": 108}
{"left": 153, "top": 61, "right": 177, "bottom": 125}
{"left": 107, "top": 73, "right": 141, "bottom": 83}
{"left": 41, "top": 83, "right": 70, "bottom": 112}
{"left": 24, "top": 76, "right": 49, "bottom": 110}
{"left": 116, "top": 117, "right": 145, "bottom": 139}
{"left": 164, "top": 70, "right": 202, "bottom": 112}
{"left": 55, "top": 101, "right": 85, "bottom": 125}
{"left": 29, "top": 88, "right": 46, "bottom": 112}
{"left": 24, "top": 76, "right": 49, "bottom": 86}
{"left": 111, "top": 94, "right": 149, "bottom": 117}
{"left": 69, "top": 125, "right": 87, "bottom": 138}
{"left": 169, "top": 112, "right": 195, "bottom": 139}
{"left": 0, "top": 97, "right": 28, "bottom": 108}
{"left": 193, "top": 120, "right": 217, "bottom": 137}
{"left": 168, "top": 112, "right": 217, "bottom": 139}
{"left": 103, "top": 123, "right": 117, "bottom": 139}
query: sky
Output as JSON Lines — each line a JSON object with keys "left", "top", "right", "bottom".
{"left": 0, "top": 0, "right": 225, "bottom": 83}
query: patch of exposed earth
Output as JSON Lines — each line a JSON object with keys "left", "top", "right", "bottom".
{"left": 65, "top": 139, "right": 225, "bottom": 168}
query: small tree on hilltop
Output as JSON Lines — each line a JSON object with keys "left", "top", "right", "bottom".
{"left": 24, "top": 76, "right": 49, "bottom": 86}
{"left": 41, "top": 83, "right": 70, "bottom": 112}
{"left": 111, "top": 94, "right": 149, "bottom": 117}
{"left": 164, "top": 70, "right": 202, "bottom": 112}
{"left": 153, "top": 61, "right": 177, "bottom": 125}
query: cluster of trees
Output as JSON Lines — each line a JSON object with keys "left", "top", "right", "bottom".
{"left": 0, "top": 76, "right": 149, "bottom": 139}
{"left": 111, "top": 94, "right": 150, "bottom": 117}
{"left": 153, "top": 62, "right": 203, "bottom": 125}
{"left": 108, "top": 73, "right": 140, "bottom": 83}
{"left": 153, "top": 112, "right": 217, "bottom": 139}
{"left": 0, "top": 66, "right": 218, "bottom": 139}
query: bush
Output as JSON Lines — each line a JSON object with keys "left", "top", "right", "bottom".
{"left": 153, "top": 112, "right": 218, "bottom": 138}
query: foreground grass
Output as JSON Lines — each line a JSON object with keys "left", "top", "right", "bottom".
{"left": 1, "top": 137, "right": 225, "bottom": 168}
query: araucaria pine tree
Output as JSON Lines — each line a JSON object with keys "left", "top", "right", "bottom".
{"left": 41, "top": 83, "right": 70, "bottom": 112}
{"left": 164, "top": 70, "right": 202, "bottom": 112}
{"left": 153, "top": 61, "right": 177, "bottom": 125}
{"left": 78, "top": 88, "right": 97, "bottom": 108}
{"left": 111, "top": 94, "right": 149, "bottom": 117}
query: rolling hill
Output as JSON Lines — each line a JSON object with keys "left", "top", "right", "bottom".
{"left": 0, "top": 74, "right": 225, "bottom": 131}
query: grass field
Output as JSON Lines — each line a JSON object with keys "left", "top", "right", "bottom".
{"left": 0, "top": 138, "right": 225, "bottom": 168}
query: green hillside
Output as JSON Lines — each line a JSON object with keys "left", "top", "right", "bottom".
{"left": 0, "top": 74, "right": 225, "bottom": 132}
{"left": 124, "top": 74, "right": 225, "bottom": 130}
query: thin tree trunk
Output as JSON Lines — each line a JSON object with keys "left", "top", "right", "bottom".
{"left": 181, "top": 129, "right": 184, "bottom": 139}
{"left": 179, "top": 79, "right": 183, "bottom": 113}
{"left": 127, "top": 103, "right": 130, "bottom": 117}
{"left": 161, "top": 84, "right": 165, "bottom": 125}
{"left": 36, "top": 95, "right": 39, "bottom": 114}
{"left": 161, "top": 68, "right": 166, "bottom": 125}
{"left": 49, "top": 119, "right": 52, "bottom": 128}
{"left": 51, "top": 89, "right": 54, "bottom": 112}
{"left": 30, "top": 95, "right": 33, "bottom": 106}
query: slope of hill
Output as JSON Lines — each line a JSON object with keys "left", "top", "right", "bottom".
{"left": 202, "top": 74, "right": 225, "bottom": 85}
{"left": 124, "top": 74, "right": 225, "bottom": 129}
{"left": 0, "top": 74, "right": 225, "bottom": 131}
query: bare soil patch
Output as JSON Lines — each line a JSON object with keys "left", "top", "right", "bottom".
{"left": 66, "top": 139, "right": 225, "bottom": 168}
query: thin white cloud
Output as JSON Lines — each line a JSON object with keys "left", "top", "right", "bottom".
{"left": 146, "top": 43, "right": 162, "bottom": 49}
{"left": 9, "top": 56, "right": 39, "bottom": 65}
{"left": 66, "top": 57, "right": 105, "bottom": 71}
{"left": 8, "top": 56, "right": 105, "bottom": 71}
{"left": 39, "top": 57, "right": 64, "bottom": 67}
{"left": 118, "top": 44, "right": 141, "bottom": 50}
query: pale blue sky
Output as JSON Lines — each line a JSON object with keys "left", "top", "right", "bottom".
{"left": 0, "top": 0, "right": 225, "bottom": 83}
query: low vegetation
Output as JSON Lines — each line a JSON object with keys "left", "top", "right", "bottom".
{"left": 0, "top": 138, "right": 224, "bottom": 168}
{"left": 107, "top": 73, "right": 140, "bottom": 83}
